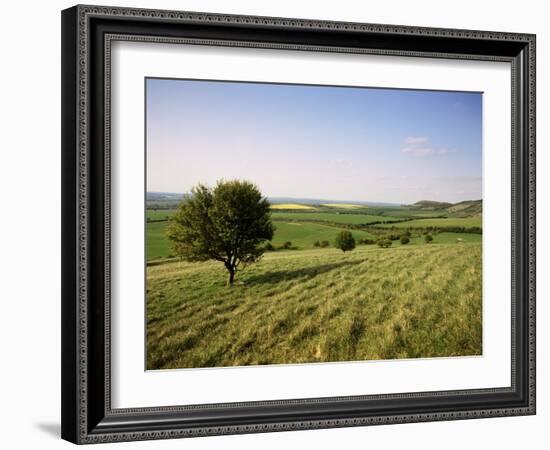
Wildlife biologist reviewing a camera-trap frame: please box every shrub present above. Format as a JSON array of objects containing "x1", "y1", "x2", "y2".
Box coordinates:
[
  {"x1": 281, "y1": 241, "x2": 292, "y2": 249},
  {"x1": 400, "y1": 236, "x2": 410, "y2": 245},
  {"x1": 313, "y1": 240, "x2": 321, "y2": 247},
  {"x1": 424, "y1": 234, "x2": 433, "y2": 243},
  {"x1": 358, "y1": 238, "x2": 375, "y2": 245},
  {"x1": 417, "y1": 226, "x2": 481, "y2": 234},
  {"x1": 264, "y1": 242, "x2": 275, "y2": 251},
  {"x1": 319, "y1": 240, "x2": 330, "y2": 248},
  {"x1": 334, "y1": 231, "x2": 356, "y2": 252},
  {"x1": 377, "y1": 238, "x2": 392, "y2": 248}
]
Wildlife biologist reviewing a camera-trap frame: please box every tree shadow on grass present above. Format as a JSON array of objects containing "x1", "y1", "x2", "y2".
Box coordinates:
[{"x1": 244, "y1": 259, "x2": 364, "y2": 285}]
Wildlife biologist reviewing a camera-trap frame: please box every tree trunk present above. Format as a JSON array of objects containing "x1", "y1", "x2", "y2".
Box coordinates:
[{"x1": 228, "y1": 268, "x2": 235, "y2": 285}]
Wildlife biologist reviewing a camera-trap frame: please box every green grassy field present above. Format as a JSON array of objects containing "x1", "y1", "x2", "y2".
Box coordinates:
[
  {"x1": 147, "y1": 221, "x2": 172, "y2": 260},
  {"x1": 147, "y1": 209, "x2": 176, "y2": 221},
  {"x1": 272, "y1": 212, "x2": 401, "y2": 225},
  {"x1": 419, "y1": 232, "x2": 481, "y2": 244},
  {"x1": 147, "y1": 243, "x2": 482, "y2": 369},
  {"x1": 147, "y1": 220, "x2": 376, "y2": 259},
  {"x1": 370, "y1": 209, "x2": 448, "y2": 218},
  {"x1": 377, "y1": 217, "x2": 482, "y2": 228},
  {"x1": 270, "y1": 222, "x2": 374, "y2": 248}
]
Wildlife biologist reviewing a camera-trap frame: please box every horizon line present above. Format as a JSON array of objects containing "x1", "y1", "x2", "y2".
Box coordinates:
[{"x1": 146, "y1": 191, "x2": 482, "y2": 206}]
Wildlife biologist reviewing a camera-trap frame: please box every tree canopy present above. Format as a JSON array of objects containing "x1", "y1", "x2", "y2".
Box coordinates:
[
  {"x1": 334, "y1": 230, "x2": 356, "y2": 252},
  {"x1": 167, "y1": 180, "x2": 274, "y2": 284}
]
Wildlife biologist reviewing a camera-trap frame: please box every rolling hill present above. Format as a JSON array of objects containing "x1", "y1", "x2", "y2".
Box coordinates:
[
  {"x1": 409, "y1": 200, "x2": 453, "y2": 210},
  {"x1": 446, "y1": 200, "x2": 483, "y2": 217},
  {"x1": 406, "y1": 199, "x2": 482, "y2": 218}
]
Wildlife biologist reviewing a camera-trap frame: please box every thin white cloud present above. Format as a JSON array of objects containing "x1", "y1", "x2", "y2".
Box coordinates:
[
  {"x1": 435, "y1": 148, "x2": 456, "y2": 155},
  {"x1": 404, "y1": 136, "x2": 429, "y2": 145},
  {"x1": 402, "y1": 146, "x2": 435, "y2": 156},
  {"x1": 401, "y1": 137, "x2": 457, "y2": 157}
]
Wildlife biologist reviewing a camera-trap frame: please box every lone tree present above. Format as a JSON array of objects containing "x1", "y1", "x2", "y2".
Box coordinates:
[
  {"x1": 334, "y1": 231, "x2": 356, "y2": 252},
  {"x1": 167, "y1": 180, "x2": 274, "y2": 285}
]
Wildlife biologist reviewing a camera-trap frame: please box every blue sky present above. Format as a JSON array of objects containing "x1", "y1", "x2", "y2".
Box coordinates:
[{"x1": 146, "y1": 78, "x2": 482, "y2": 204}]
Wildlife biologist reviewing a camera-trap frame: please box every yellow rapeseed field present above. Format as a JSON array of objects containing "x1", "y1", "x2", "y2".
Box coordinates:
[{"x1": 270, "y1": 204, "x2": 317, "y2": 210}]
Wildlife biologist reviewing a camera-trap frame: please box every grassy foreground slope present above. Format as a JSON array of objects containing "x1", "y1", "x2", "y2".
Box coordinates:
[{"x1": 147, "y1": 243, "x2": 482, "y2": 369}]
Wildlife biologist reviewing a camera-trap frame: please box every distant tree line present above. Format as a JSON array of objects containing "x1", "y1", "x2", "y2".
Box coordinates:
[
  {"x1": 264, "y1": 241, "x2": 295, "y2": 251},
  {"x1": 370, "y1": 224, "x2": 481, "y2": 234},
  {"x1": 147, "y1": 217, "x2": 172, "y2": 223},
  {"x1": 313, "y1": 240, "x2": 331, "y2": 248}
]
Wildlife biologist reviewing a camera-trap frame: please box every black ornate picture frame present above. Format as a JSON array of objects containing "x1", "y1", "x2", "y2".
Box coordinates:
[{"x1": 61, "y1": 4, "x2": 536, "y2": 444}]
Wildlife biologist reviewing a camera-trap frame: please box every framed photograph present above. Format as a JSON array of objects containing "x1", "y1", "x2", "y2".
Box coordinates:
[{"x1": 61, "y1": 5, "x2": 536, "y2": 444}]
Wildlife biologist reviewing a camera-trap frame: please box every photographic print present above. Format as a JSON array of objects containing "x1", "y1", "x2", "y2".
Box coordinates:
[
  {"x1": 145, "y1": 78, "x2": 483, "y2": 370},
  {"x1": 61, "y1": 8, "x2": 536, "y2": 441}
]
